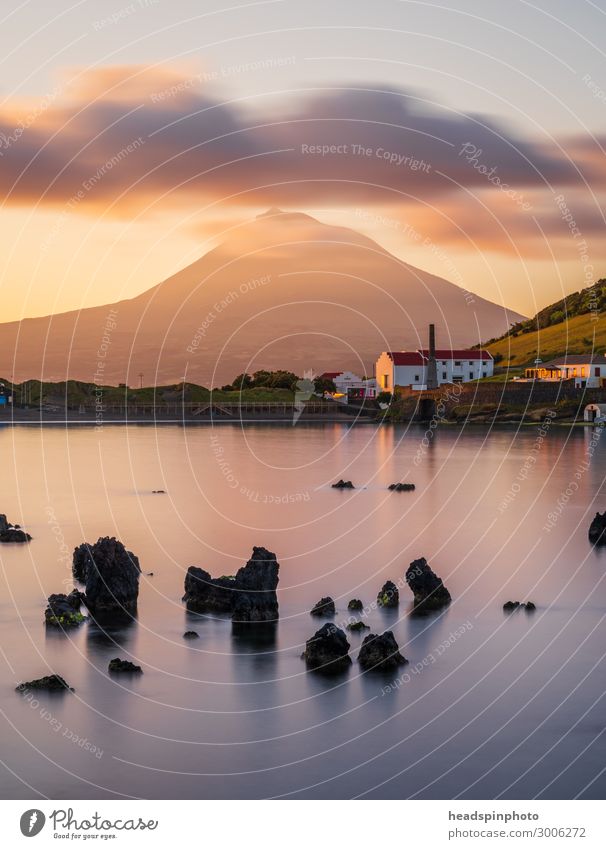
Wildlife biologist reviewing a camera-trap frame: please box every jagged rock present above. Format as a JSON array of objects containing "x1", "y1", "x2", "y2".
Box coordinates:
[
  {"x1": 16, "y1": 674, "x2": 73, "y2": 692},
  {"x1": 44, "y1": 590, "x2": 86, "y2": 628},
  {"x1": 406, "y1": 557, "x2": 451, "y2": 612},
  {"x1": 152, "y1": 490, "x2": 166, "y2": 494},
  {"x1": 503, "y1": 600, "x2": 520, "y2": 611},
  {"x1": 302, "y1": 623, "x2": 352, "y2": 673},
  {"x1": 347, "y1": 599, "x2": 363, "y2": 611},
  {"x1": 0, "y1": 514, "x2": 31, "y2": 542},
  {"x1": 183, "y1": 547, "x2": 279, "y2": 623},
  {"x1": 332, "y1": 479, "x2": 354, "y2": 489},
  {"x1": 377, "y1": 580, "x2": 399, "y2": 608},
  {"x1": 310, "y1": 597, "x2": 335, "y2": 617},
  {"x1": 589, "y1": 511, "x2": 606, "y2": 544},
  {"x1": 525, "y1": 601, "x2": 536, "y2": 611},
  {"x1": 358, "y1": 631, "x2": 407, "y2": 671},
  {"x1": 108, "y1": 658, "x2": 142, "y2": 674},
  {"x1": 82, "y1": 537, "x2": 140, "y2": 620},
  {"x1": 183, "y1": 630, "x2": 199, "y2": 639},
  {"x1": 347, "y1": 620, "x2": 370, "y2": 632},
  {"x1": 388, "y1": 483, "x2": 415, "y2": 491},
  {"x1": 72, "y1": 543, "x2": 92, "y2": 582}
]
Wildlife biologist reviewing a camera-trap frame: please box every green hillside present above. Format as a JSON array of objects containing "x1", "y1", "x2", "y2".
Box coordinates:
[{"x1": 485, "y1": 279, "x2": 606, "y2": 368}]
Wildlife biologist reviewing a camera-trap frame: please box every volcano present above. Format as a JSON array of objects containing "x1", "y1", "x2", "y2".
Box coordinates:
[{"x1": 0, "y1": 210, "x2": 524, "y2": 385}]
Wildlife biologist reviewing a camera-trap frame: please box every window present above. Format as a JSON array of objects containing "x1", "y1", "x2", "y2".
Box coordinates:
[
  {"x1": 454, "y1": 360, "x2": 461, "y2": 366},
  {"x1": 482, "y1": 371, "x2": 487, "y2": 378},
  {"x1": 382, "y1": 374, "x2": 389, "y2": 389},
  {"x1": 596, "y1": 367, "x2": 601, "y2": 377},
  {"x1": 442, "y1": 371, "x2": 447, "y2": 380},
  {"x1": 469, "y1": 372, "x2": 474, "y2": 380},
  {"x1": 414, "y1": 374, "x2": 420, "y2": 382}
]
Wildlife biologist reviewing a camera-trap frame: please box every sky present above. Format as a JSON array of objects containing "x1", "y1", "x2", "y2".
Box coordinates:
[{"x1": 0, "y1": 0, "x2": 604, "y2": 322}]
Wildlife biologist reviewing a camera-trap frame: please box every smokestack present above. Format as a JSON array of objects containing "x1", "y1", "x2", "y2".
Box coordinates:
[{"x1": 426, "y1": 323, "x2": 438, "y2": 390}]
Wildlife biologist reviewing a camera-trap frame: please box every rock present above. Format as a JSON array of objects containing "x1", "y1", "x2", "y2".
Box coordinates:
[
  {"x1": 310, "y1": 596, "x2": 335, "y2": 617},
  {"x1": 588, "y1": 511, "x2": 606, "y2": 544},
  {"x1": 83, "y1": 537, "x2": 140, "y2": 621},
  {"x1": 72, "y1": 543, "x2": 92, "y2": 582},
  {"x1": 377, "y1": 580, "x2": 399, "y2": 608},
  {"x1": 406, "y1": 557, "x2": 451, "y2": 612},
  {"x1": 331, "y1": 479, "x2": 354, "y2": 489},
  {"x1": 525, "y1": 601, "x2": 536, "y2": 611},
  {"x1": 503, "y1": 600, "x2": 520, "y2": 611},
  {"x1": 388, "y1": 483, "x2": 415, "y2": 491},
  {"x1": 44, "y1": 590, "x2": 86, "y2": 628},
  {"x1": 183, "y1": 547, "x2": 279, "y2": 623},
  {"x1": 16, "y1": 674, "x2": 73, "y2": 692},
  {"x1": 347, "y1": 599, "x2": 363, "y2": 611},
  {"x1": 152, "y1": 490, "x2": 166, "y2": 494},
  {"x1": 358, "y1": 631, "x2": 408, "y2": 671},
  {"x1": 346, "y1": 620, "x2": 370, "y2": 632},
  {"x1": 0, "y1": 514, "x2": 31, "y2": 543},
  {"x1": 302, "y1": 623, "x2": 352, "y2": 673},
  {"x1": 108, "y1": 658, "x2": 142, "y2": 674},
  {"x1": 183, "y1": 630, "x2": 199, "y2": 639}
]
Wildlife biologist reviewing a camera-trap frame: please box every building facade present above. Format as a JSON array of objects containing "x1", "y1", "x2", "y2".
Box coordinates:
[
  {"x1": 375, "y1": 349, "x2": 494, "y2": 392},
  {"x1": 320, "y1": 371, "x2": 379, "y2": 401},
  {"x1": 523, "y1": 356, "x2": 606, "y2": 388}
]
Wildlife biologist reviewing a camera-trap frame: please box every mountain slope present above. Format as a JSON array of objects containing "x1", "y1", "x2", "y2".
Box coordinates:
[
  {"x1": 0, "y1": 210, "x2": 525, "y2": 385},
  {"x1": 486, "y1": 280, "x2": 606, "y2": 366}
]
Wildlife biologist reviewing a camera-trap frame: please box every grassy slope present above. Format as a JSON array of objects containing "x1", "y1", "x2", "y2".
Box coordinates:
[{"x1": 488, "y1": 311, "x2": 606, "y2": 368}]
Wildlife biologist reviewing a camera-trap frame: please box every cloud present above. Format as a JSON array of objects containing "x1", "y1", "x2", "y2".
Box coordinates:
[{"x1": 0, "y1": 63, "x2": 604, "y2": 241}]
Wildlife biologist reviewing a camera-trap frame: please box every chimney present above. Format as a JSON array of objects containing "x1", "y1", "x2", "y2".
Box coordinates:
[{"x1": 426, "y1": 323, "x2": 438, "y2": 390}]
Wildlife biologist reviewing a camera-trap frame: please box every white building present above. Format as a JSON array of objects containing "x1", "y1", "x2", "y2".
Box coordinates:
[
  {"x1": 320, "y1": 371, "x2": 379, "y2": 401},
  {"x1": 375, "y1": 349, "x2": 494, "y2": 392},
  {"x1": 523, "y1": 356, "x2": 606, "y2": 388}
]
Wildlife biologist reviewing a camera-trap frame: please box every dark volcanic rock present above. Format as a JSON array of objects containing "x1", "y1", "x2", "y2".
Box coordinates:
[
  {"x1": 525, "y1": 601, "x2": 536, "y2": 611},
  {"x1": 72, "y1": 543, "x2": 93, "y2": 583},
  {"x1": 503, "y1": 600, "x2": 520, "y2": 611},
  {"x1": 388, "y1": 482, "x2": 415, "y2": 491},
  {"x1": 589, "y1": 511, "x2": 606, "y2": 544},
  {"x1": 303, "y1": 623, "x2": 352, "y2": 673},
  {"x1": 108, "y1": 658, "x2": 142, "y2": 674},
  {"x1": 310, "y1": 596, "x2": 336, "y2": 617},
  {"x1": 82, "y1": 537, "x2": 140, "y2": 621},
  {"x1": 377, "y1": 580, "x2": 399, "y2": 608},
  {"x1": 358, "y1": 631, "x2": 408, "y2": 671},
  {"x1": 183, "y1": 547, "x2": 279, "y2": 623},
  {"x1": 347, "y1": 598, "x2": 363, "y2": 611},
  {"x1": 16, "y1": 674, "x2": 73, "y2": 692},
  {"x1": 347, "y1": 620, "x2": 370, "y2": 632},
  {"x1": 332, "y1": 479, "x2": 354, "y2": 489},
  {"x1": 45, "y1": 590, "x2": 86, "y2": 628},
  {"x1": 406, "y1": 557, "x2": 451, "y2": 612},
  {"x1": 0, "y1": 514, "x2": 31, "y2": 543},
  {"x1": 183, "y1": 630, "x2": 199, "y2": 639}
]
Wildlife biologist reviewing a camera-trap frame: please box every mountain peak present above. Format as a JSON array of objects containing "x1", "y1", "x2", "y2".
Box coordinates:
[{"x1": 255, "y1": 208, "x2": 317, "y2": 223}]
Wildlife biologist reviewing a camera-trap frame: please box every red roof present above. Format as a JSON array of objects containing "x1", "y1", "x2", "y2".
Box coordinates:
[
  {"x1": 320, "y1": 371, "x2": 342, "y2": 379},
  {"x1": 418, "y1": 349, "x2": 493, "y2": 360},
  {"x1": 388, "y1": 352, "x2": 425, "y2": 366}
]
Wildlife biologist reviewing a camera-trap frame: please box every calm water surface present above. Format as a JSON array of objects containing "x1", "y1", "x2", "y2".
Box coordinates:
[{"x1": 1, "y1": 422, "x2": 605, "y2": 799}]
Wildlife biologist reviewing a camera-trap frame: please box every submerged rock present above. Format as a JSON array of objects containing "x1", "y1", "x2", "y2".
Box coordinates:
[
  {"x1": 310, "y1": 597, "x2": 336, "y2": 617},
  {"x1": 302, "y1": 623, "x2": 352, "y2": 673},
  {"x1": 82, "y1": 537, "x2": 140, "y2": 621},
  {"x1": 377, "y1": 580, "x2": 399, "y2": 608},
  {"x1": 183, "y1": 630, "x2": 199, "y2": 639},
  {"x1": 108, "y1": 658, "x2": 142, "y2": 674},
  {"x1": 16, "y1": 674, "x2": 73, "y2": 692},
  {"x1": 503, "y1": 600, "x2": 536, "y2": 612},
  {"x1": 388, "y1": 482, "x2": 415, "y2": 491},
  {"x1": 347, "y1": 598, "x2": 363, "y2": 611},
  {"x1": 588, "y1": 511, "x2": 606, "y2": 544},
  {"x1": 525, "y1": 601, "x2": 536, "y2": 611},
  {"x1": 331, "y1": 479, "x2": 354, "y2": 489},
  {"x1": 183, "y1": 546, "x2": 279, "y2": 623},
  {"x1": 72, "y1": 543, "x2": 93, "y2": 582},
  {"x1": 347, "y1": 620, "x2": 370, "y2": 633},
  {"x1": 45, "y1": 590, "x2": 86, "y2": 628},
  {"x1": 0, "y1": 514, "x2": 31, "y2": 543},
  {"x1": 358, "y1": 631, "x2": 408, "y2": 671},
  {"x1": 503, "y1": 600, "x2": 520, "y2": 611},
  {"x1": 406, "y1": 557, "x2": 451, "y2": 612}
]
